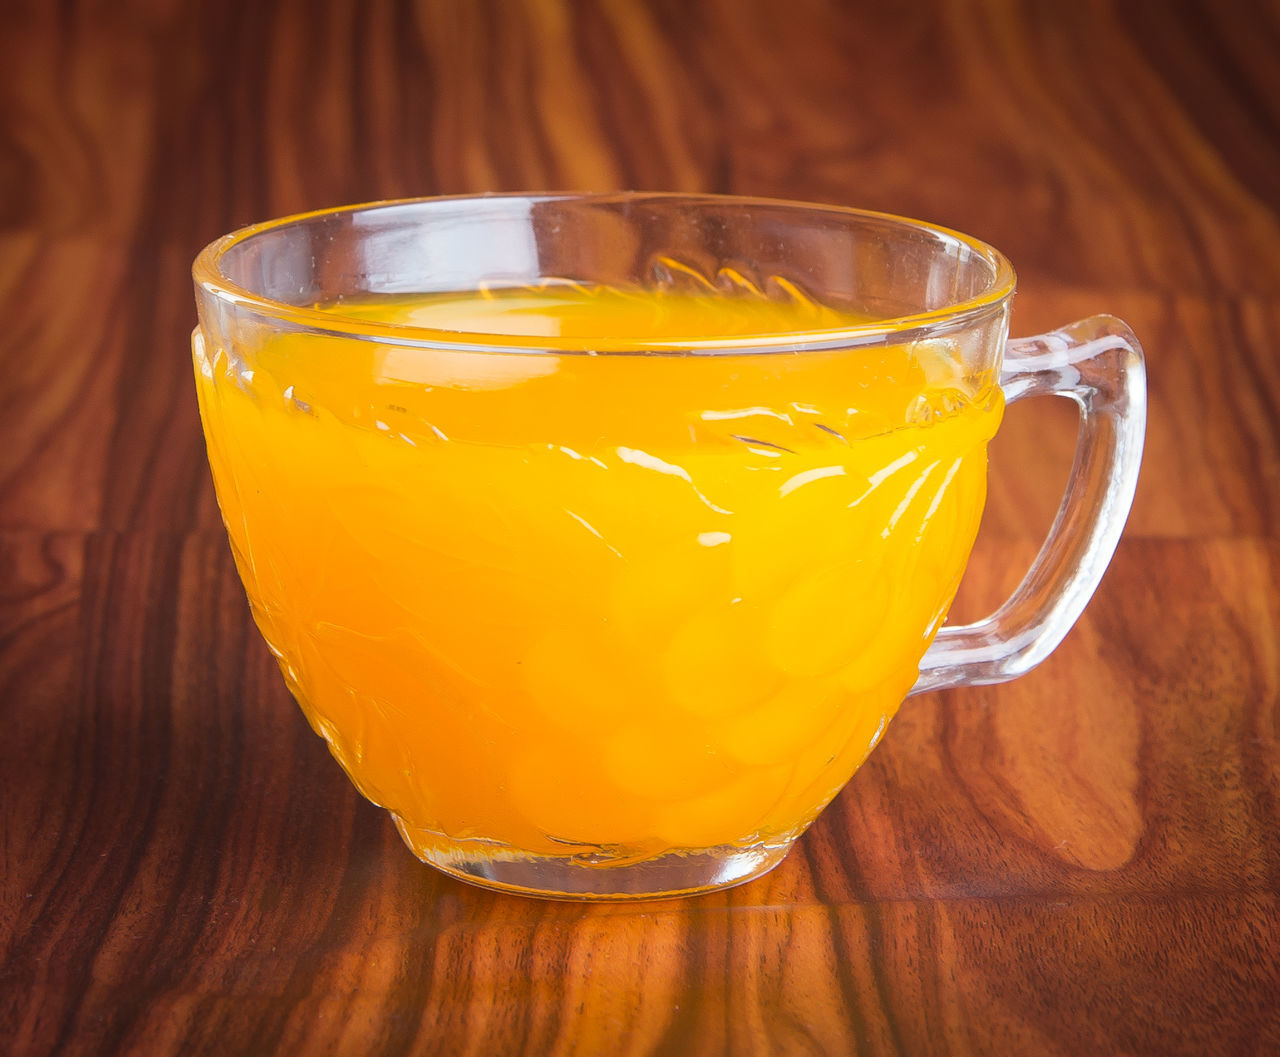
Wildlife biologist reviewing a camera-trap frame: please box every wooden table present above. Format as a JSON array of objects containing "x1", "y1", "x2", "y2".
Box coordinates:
[{"x1": 4, "y1": 1, "x2": 1278, "y2": 1053}]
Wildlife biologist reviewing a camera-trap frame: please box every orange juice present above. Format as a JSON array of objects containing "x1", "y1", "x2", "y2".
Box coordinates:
[{"x1": 193, "y1": 283, "x2": 1002, "y2": 862}]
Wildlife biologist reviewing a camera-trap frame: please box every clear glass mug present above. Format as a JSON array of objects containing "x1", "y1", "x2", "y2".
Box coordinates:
[{"x1": 191, "y1": 193, "x2": 1145, "y2": 900}]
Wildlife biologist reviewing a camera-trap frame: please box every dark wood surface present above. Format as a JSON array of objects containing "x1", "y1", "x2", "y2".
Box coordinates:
[{"x1": 3, "y1": 1, "x2": 1279, "y2": 1054}]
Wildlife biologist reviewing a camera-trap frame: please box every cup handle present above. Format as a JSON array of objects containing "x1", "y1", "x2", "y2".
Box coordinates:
[{"x1": 910, "y1": 315, "x2": 1147, "y2": 695}]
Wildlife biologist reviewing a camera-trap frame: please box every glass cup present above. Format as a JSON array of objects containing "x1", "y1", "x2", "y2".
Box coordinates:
[{"x1": 191, "y1": 193, "x2": 1145, "y2": 900}]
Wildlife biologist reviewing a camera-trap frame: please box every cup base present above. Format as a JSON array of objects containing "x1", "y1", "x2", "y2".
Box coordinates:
[{"x1": 393, "y1": 816, "x2": 795, "y2": 900}]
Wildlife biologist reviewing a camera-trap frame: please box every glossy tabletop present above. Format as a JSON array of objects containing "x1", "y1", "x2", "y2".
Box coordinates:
[{"x1": 2, "y1": 1, "x2": 1278, "y2": 1054}]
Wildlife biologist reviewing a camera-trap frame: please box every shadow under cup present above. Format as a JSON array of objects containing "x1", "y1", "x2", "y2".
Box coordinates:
[{"x1": 192, "y1": 194, "x2": 1143, "y2": 899}]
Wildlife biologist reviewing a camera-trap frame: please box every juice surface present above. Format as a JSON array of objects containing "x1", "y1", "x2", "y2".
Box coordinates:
[{"x1": 194, "y1": 283, "x2": 1003, "y2": 861}]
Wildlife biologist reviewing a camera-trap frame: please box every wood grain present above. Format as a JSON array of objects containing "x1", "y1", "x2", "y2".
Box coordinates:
[{"x1": 2, "y1": 1, "x2": 1279, "y2": 1054}]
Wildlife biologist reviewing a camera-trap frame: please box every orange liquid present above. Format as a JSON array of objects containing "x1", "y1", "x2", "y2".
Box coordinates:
[{"x1": 194, "y1": 284, "x2": 1002, "y2": 861}]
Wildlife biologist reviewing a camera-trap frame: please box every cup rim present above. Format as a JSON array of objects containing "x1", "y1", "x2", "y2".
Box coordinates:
[{"x1": 192, "y1": 191, "x2": 1017, "y2": 354}]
